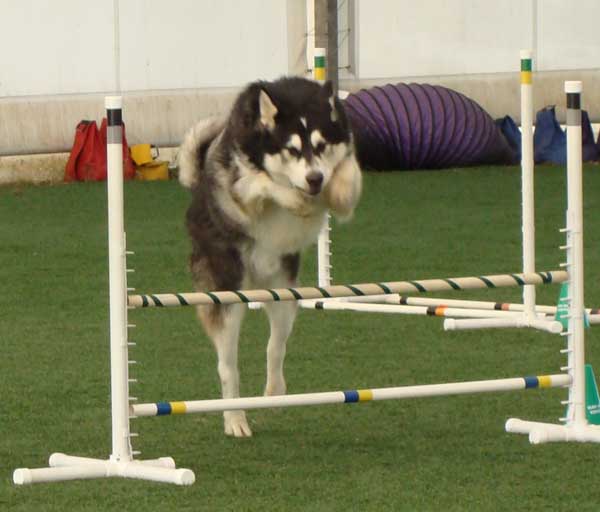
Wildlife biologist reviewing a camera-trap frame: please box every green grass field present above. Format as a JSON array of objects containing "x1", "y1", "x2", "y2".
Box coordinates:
[{"x1": 2, "y1": 165, "x2": 600, "y2": 511}]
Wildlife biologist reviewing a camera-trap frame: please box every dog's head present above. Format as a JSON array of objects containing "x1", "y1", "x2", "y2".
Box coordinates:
[{"x1": 229, "y1": 77, "x2": 352, "y2": 196}]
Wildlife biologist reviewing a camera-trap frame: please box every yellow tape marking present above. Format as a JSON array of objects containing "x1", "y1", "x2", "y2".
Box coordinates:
[
  {"x1": 170, "y1": 402, "x2": 187, "y2": 414},
  {"x1": 358, "y1": 389, "x2": 373, "y2": 402},
  {"x1": 537, "y1": 375, "x2": 552, "y2": 388}
]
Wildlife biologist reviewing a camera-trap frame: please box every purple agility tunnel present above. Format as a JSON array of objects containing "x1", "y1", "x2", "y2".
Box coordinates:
[{"x1": 343, "y1": 83, "x2": 516, "y2": 171}]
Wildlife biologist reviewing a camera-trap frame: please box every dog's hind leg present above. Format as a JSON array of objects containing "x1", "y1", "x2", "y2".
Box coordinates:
[
  {"x1": 262, "y1": 300, "x2": 298, "y2": 397},
  {"x1": 198, "y1": 303, "x2": 252, "y2": 437}
]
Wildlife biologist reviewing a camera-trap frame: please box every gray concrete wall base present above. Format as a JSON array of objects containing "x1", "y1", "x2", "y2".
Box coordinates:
[
  {"x1": 2, "y1": 69, "x2": 599, "y2": 184},
  {"x1": 0, "y1": 88, "x2": 238, "y2": 157},
  {"x1": 0, "y1": 147, "x2": 179, "y2": 185}
]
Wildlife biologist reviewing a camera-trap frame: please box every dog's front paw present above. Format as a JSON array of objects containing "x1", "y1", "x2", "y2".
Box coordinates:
[
  {"x1": 233, "y1": 174, "x2": 266, "y2": 203},
  {"x1": 284, "y1": 189, "x2": 318, "y2": 217},
  {"x1": 224, "y1": 410, "x2": 253, "y2": 437}
]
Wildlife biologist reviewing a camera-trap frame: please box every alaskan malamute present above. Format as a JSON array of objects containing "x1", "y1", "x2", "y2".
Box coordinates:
[{"x1": 178, "y1": 77, "x2": 362, "y2": 437}]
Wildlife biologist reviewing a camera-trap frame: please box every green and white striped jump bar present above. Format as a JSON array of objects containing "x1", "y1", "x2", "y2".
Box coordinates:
[{"x1": 128, "y1": 270, "x2": 567, "y2": 309}]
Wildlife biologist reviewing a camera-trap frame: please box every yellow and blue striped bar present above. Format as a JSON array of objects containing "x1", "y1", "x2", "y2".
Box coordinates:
[
  {"x1": 343, "y1": 389, "x2": 374, "y2": 403},
  {"x1": 524, "y1": 375, "x2": 554, "y2": 389},
  {"x1": 156, "y1": 401, "x2": 188, "y2": 416},
  {"x1": 136, "y1": 374, "x2": 569, "y2": 417}
]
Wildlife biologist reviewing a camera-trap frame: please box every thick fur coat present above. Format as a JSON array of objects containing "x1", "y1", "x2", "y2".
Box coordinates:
[{"x1": 178, "y1": 77, "x2": 362, "y2": 436}]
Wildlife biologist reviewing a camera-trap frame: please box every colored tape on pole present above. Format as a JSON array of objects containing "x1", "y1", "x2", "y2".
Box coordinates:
[
  {"x1": 523, "y1": 375, "x2": 554, "y2": 389},
  {"x1": 155, "y1": 401, "x2": 187, "y2": 415},
  {"x1": 344, "y1": 389, "x2": 373, "y2": 403},
  {"x1": 521, "y1": 58, "x2": 532, "y2": 84},
  {"x1": 314, "y1": 52, "x2": 326, "y2": 82}
]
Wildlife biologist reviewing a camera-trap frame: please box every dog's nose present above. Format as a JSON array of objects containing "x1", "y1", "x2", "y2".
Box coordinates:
[{"x1": 306, "y1": 172, "x2": 323, "y2": 195}]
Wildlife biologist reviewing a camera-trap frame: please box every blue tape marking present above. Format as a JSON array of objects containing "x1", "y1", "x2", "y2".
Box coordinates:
[
  {"x1": 156, "y1": 402, "x2": 172, "y2": 415},
  {"x1": 344, "y1": 390, "x2": 359, "y2": 403},
  {"x1": 524, "y1": 376, "x2": 539, "y2": 389}
]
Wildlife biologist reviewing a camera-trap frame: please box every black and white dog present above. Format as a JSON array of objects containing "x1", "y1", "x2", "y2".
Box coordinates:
[{"x1": 178, "y1": 77, "x2": 362, "y2": 437}]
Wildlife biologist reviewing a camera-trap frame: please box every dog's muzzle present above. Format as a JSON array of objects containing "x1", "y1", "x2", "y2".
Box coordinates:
[{"x1": 306, "y1": 171, "x2": 324, "y2": 195}]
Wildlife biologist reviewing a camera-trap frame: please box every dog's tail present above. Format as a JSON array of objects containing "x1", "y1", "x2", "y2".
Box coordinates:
[{"x1": 178, "y1": 116, "x2": 225, "y2": 188}]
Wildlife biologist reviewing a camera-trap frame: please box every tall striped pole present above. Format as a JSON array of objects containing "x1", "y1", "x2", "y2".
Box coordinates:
[{"x1": 520, "y1": 50, "x2": 536, "y2": 320}]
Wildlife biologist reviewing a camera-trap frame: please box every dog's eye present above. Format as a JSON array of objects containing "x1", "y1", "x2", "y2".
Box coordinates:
[
  {"x1": 287, "y1": 147, "x2": 302, "y2": 158},
  {"x1": 314, "y1": 142, "x2": 326, "y2": 154}
]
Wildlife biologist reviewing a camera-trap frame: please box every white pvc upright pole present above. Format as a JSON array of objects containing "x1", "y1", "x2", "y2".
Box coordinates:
[
  {"x1": 520, "y1": 50, "x2": 536, "y2": 320},
  {"x1": 505, "y1": 81, "x2": 600, "y2": 444},
  {"x1": 13, "y1": 97, "x2": 194, "y2": 485},
  {"x1": 105, "y1": 96, "x2": 133, "y2": 463},
  {"x1": 564, "y1": 81, "x2": 587, "y2": 427},
  {"x1": 314, "y1": 47, "x2": 332, "y2": 287}
]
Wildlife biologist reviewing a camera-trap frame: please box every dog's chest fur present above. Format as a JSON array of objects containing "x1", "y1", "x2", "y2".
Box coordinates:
[{"x1": 244, "y1": 202, "x2": 326, "y2": 282}]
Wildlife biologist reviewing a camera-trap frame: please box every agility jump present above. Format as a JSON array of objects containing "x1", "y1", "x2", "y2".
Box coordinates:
[
  {"x1": 310, "y1": 50, "x2": 596, "y2": 331},
  {"x1": 14, "y1": 55, "x2": 600, "y2": 487}
]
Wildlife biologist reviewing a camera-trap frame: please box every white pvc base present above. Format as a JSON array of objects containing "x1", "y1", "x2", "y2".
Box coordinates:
[
  {"x1": 444, "y1": 316, "x2": 563, "y2": 333},
  {"x1": 505, "y1": 419, "x2": 600, "y2": 444},
  {"x1": 13, "y1": 453, "x2": 195, "y2": 486}
]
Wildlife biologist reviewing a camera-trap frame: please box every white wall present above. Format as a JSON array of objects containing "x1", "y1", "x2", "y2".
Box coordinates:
[
  {"x1": 0, "y1": 0, "x2": 289, "y2": 97},
  {"x1": 118, "y1": 0, "x2": 288, "y2": 91},
  {"x1": 3, "y1": 0, "x2": 599, "y2": 97},
  {"x1": 0, "y1": 1, "x2": 115, "y2": 96},
  {"x1": 354, "y1": 0, "x2": 600, "y2": 79},
  {"x1": 536, "y1": 0, "x2": 600, "y2": 71}
]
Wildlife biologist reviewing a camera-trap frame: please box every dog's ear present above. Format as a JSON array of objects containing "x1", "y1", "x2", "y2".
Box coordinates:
[
  {"x1": 321, "y1": 81, "x2": 338, "y2": 122},
  {"x1": 258, "y1": 89, "x2": 278, "y2": 130}
]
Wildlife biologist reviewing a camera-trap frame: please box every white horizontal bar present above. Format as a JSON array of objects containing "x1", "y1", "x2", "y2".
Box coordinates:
[
  {"x1": 444, "y1": 317, "x2": 563, "y2": 333},
  {"x1": 301, "y1": 300, "x2": 527, "y2": 319},
  {"x1": 131, "y1": 374, "x2": 570, "y2": 417},
  {"x1": 336, "y1": 296, "x2": 600, "y2": 320}
]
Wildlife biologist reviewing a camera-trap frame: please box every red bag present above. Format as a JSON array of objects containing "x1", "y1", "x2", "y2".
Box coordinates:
[
  {"x1": 64, "y1": 120, "x2": 105, "y2": 181},
  {"x1": 64, "y1": 119, "x2": 135, "y2": 181}
]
